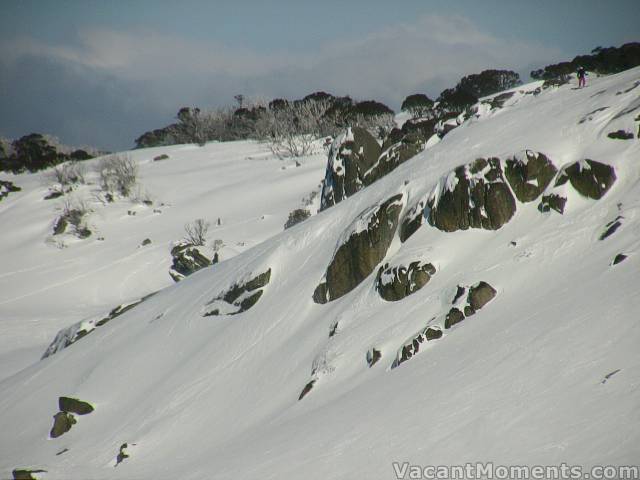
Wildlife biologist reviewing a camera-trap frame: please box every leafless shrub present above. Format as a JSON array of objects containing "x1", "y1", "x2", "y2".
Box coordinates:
[
  {"x1": 96, "y1": 154, "x2": 138, "y2": 197},
  {"x1": 184, "y1": 218, "x2": 210, "y2": 246},
  {"x1": 51, "y1": 161, "x2": 87, "y2": 186},
  {"x1": 255, "y1": 99, "x2": 333, "y2": 158}
]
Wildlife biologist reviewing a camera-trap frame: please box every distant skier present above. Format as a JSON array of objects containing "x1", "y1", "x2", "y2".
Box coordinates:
[{"x1": 577, "y1": 66, "x2": 587, "y2": 88}]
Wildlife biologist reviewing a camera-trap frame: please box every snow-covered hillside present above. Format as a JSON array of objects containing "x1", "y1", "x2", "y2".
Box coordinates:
[
  {"x1": 1, "y1": 68, "x2": 639, "y2": 480},
  {"x1": 0, "y1": 142, "x2": 326, "y2": 379}
]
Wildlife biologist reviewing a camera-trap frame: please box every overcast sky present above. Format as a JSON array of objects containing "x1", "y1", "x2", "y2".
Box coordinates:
[{"x1": 1, "y1": 0, "x2": 638, "y2": 151}]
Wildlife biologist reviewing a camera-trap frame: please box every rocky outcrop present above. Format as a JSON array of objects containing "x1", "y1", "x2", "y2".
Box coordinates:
[
  {"x1": 555, "y1": 159, "x2": 616, "y2": 200},
  {"x1": 366, "y1": 348, "x2": 381, "y2": 367},
  {"x1": 504, "y1": 151, "x2": 557, "y2": 203},
  {"x1": 392, "y1": 325, "x2": 442, "y2": 368},
  {"x1": 50, "y1": 396, "x2": 94, "y2": 438},
  {"x1": 538, "y1": 194, "x2": 567, "y2": 214},
  {"x1": 363, "y1": 132, "x2": 426, "y2": 186},
  {"x1": 320, "y1": 127, "x2": 381, "y2": 211},
  {"x1": 375, "y1": 261, "x2": 436, "y2": 301},
  {"x1": 600, "y1": 217, "x2": 623, "y2": 240},
  {"x1": 203, "y1": 269, "x2": 271, "y2": 316},
  {"x1": 607, "y1": 130, "x2": 634, "y2": 140},
  {"x1": 50, "y1": 412, "x2": 76, "y2": 438},
  {"x1": 12, "y1": 469, "x2": 47, "y2": 480},
  {"x1": 42, "y1": 295, "x2": 154, "y2": 358},
  {"x1": 0, "y1": 179, "x2": 21, "y2": 201},
  {"x1": 445, "y1": 281, "x2": 497, "y2": 329},
  {"x1": 59, "y1": 397, "x2": 94, "y2": 415},
  {"x1": 612, "y1": 253, "x2": 627, "y2": 265},
  {"x1": 428, "y1": 158, "x2": 516, "y2": 232},
  {"x1": 313, "y1": 194, "x2": 404, "y2": 304},
  {"x1": 298, "y1": 380, "x2": 315, "y2": 400},
  {"x1": 169, "y1": 243, "x2": 217, "y2": 282}
]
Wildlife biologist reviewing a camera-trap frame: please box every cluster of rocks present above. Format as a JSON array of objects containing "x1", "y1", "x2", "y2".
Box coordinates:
[
  {"x1": 50, "y1": 397, "x2": 94, "y2": 438},
  {"x1": 203, "y1": 269, "x2": 271, "y2": 316},
  {"x1": 375, "y1": 261, "x2": 436, "y2": 302},
  {"x1": 390, "y1": 281, "x2": 497, "y2": 369},
  {"x1": 169, "y1": 242, "x2": 218, "y2": 282}
]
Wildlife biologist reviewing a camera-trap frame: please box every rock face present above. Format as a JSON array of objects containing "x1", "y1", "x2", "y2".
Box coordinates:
[
  {"x1": 169, "y1": 243, "x2": 216, "y2": 282},
  {"x1": 320, "y1": 127, "x2": 381, "y2": 211},
  {"x1": 50, "y1": 411, "x2": 76, "y2": 438},
  {"x1": 392, "y1": 326, "x2": 442, "y2": 368},
  {"x1": 363, "y1": 132, "x2": 426, "y2": 186},
  {"x1": 59, "y1": 397, "x2": 94, "y2": 415},
  {"x1": 428, "y1": 158, "x2": 516, "y2": 232},
  {"x1": 467, "y1": 282, "x2": 498, "y2": 311},
  {"x1": 313, "y1": 194, "x2": 404, "y2": 304},
  {"x1": 375, "y1": 261, "x2": 436, "y2": 301},
  {"x1": 504, "y1": 151, "x2": 557, "y2": 203},
  {"x1": 203, "y1": 269, "x2": 271, "y2": 316},
  {"x1": 556, "y1": 159, "x2": 616, "y2": 200}
]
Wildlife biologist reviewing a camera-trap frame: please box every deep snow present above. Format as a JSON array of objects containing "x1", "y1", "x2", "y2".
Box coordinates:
[{"x1": 1, "y1": 68, "x2": 639, "y2": 479}]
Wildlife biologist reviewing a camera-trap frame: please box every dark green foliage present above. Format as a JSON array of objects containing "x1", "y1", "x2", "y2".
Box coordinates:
[
  {"x1": 436, "y1": 88, "x2": 478, "y2": 114},
  {"x1": 1, "y1": 134, "x2": 64, "y2": 173},
  {"x1": 400, "y1": 93, "x2": 433, "y2": 117},
  {"x1": 457, "y1": 69, "x2": 521, "y2": 98},
  {"x1": 531, "y1": 42, "x2": 640, "y2": 79}
]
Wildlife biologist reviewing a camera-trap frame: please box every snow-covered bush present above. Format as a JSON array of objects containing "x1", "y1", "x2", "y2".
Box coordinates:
[
  {"x1": 51, "y1": 161, "x2": 87, "y2": 187},
  {"x1": 96, "y1": 154, "x2": 138, "y2": 197}
]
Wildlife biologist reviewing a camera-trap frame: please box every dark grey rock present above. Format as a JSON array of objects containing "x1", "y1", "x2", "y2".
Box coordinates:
[
  {"x1": 607, "y1": 130, "x2": 634, "y2": 140},
  {"x1": 600, "y1": 217, "x2": 623, "y2": 240},
  {"x1": 367, "y1": 348, "x2": 381, "y2": 367},
  {"x1": 320, "y1": 127, "x2": 381, "y2": 211},
  {"x1": 375, "y1": 261, "x2": 435, "y2": 301},
  {"x1": 203, "y1": 269, "x2": 271, "y2": 316},
  {"x1": 59, "y1": 397, "x2": 94, "y2": 415},
  {"x1": 298, "y1": 380, "x2": 315, "y2": 400},
  {"x1": 557, "y1": 159, "x2": 616, "y2": 200},
  {"x1": 50, "y1": 411, "x2": 76, "y2": 438},
  {"x1": 467, "y1": 281, "x2": 497, "y2": 311},
  {"x1": 428, "y1": 157, "x2": 516, "y2": 232},
  {"x1": 505, "y1": 151, "x2": 557, "y2": 203},
  {"x1": 612, "y1": 253, "x2": 627, "y2": 265},
  {"x1": 314, "y1": 194, "x2": 404, "y2": 303},
  {"x1": 169, "y1": 243, "x2": 213, "y2": 282},
  {"x1": 538, "y1": 194, "x2": 567, "y2": 214},
  {"x1": 444, "y1": 308, "x2": 465, "y2": 329}
]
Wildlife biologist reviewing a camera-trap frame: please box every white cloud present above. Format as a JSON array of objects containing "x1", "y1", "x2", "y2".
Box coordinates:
[{"x1": 0, "y1": 14, "x2": 564, "y2": 149}]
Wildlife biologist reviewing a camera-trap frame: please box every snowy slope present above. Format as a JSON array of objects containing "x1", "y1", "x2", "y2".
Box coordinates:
[
  {"x1": 1, "y1": 68, "x2": 639, "y2": 479},
  {"x1": 0, "y1": 142, "x2": 326, "y2": 379}
]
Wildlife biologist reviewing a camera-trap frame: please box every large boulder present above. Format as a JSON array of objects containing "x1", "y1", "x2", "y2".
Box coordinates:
[
  {"x1": 445, "y1": 281, "x2": 497, "y2": 328},
  {"x1": 59, "y1": 397, "x2": 94, "y2": 415},
  {"x1": 504, "y1": 151, "x2": 557, "y2": 202},
  {"x1": 375, "y1": 261, "x2": 436, "y2": 301},
  {"x1": 467, "y1": 281, "x2": 497, "y2": 312},
  {"x1": 320, "y1": 127, "x2": 381, "y2": 211},
  {"x1": 313, "y1": 194, "x2": 404, "y2": 303},
  {"x1": 50, "y1": 412, "x2": 76, "y2": 438},
  {"x1": 428, "y1": 157, "x2": 516, "y2": 232},
  {"x1": 555, "y1": 159, "x2": 616, "y2": 200}
]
